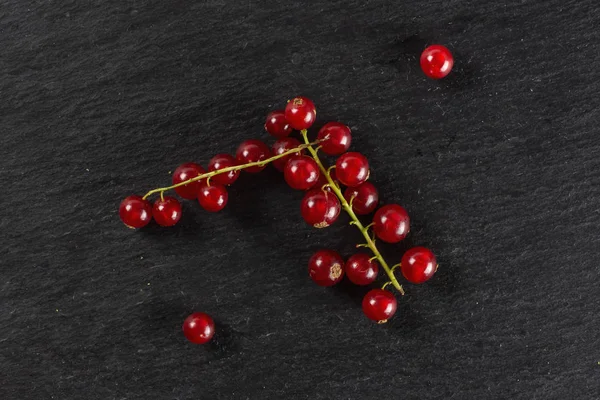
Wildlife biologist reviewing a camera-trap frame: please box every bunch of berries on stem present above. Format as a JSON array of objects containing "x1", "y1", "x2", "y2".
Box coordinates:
[{"x1": 120, "y1": 96, "x2": 438, "y2": 342}]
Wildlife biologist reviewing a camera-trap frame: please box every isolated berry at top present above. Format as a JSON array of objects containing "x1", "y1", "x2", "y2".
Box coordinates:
[
  {"x1": 208, "y1": 154, "x2": 240, "y2": 186},
  {"x1": 172, "y1": 163, "x2": 205, "y2": 200},
  {"x1": 284, "y1": 155, "x2": 320, "y2": 190},
  {"x1": 362, "y1": 289, "x2": 397, "y2": 322},
  {"x1": 236, "y1": 139, "x2": 272, "y2": 173},
  {"x1": 344, "y1": 182, "x2": 379, "y2": 215},
  {"x1": 336, "y1": 152, "x2": 370, "y2": 187},
  {"x1": 182, "y1": 312, "x2": 215, "y2": 344},
  {"x1": 265, "y1": 110, "x2": 293, "y2": 138},
  {"x1": 308, "y1": 250, "x2": 345, "y2": 286},
  {"x1": 272, "y1": 137, "x2": 304, "y2": 171},
  {"x1": 401, "y1": 247, "x2": 438, "y2": 284},
  {"x1": 317, "y1": 122, "x2": 352, "y2": 155},
  {"x1": 285, "y1": 97, "x2": 316, "y2": 130},
  {"x1": 120, "y1": 195, "x2": 152, "y2": 229},
  {"x1": 372, "y1": 204, "x2": 410, "y2": 243},
  {"x1": 420, "y1": 45, "x2": 454, "y2": 79},
  {"x1": 152, "y1": 196, "x2": 182, "y2": 227},
  {"x1": 300, "y1": 188, "x2": 341, "y2": 228}
]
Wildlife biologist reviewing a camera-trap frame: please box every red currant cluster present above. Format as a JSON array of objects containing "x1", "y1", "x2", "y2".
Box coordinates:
[{"x1": 120, "y1": 95, "x2": 439, "y2": 344}]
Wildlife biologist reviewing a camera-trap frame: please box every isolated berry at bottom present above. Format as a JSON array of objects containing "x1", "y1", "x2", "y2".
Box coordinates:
[
  {"x1": 372, "y1": 204, "x2": 410, "y2": 243},
  {"x1": 336, "y1": 152, "x2": 370, "y2": 187},
  {"x1": 265, "y1": 110, "x2": 292, "y2": 138},
  {"x1": 198, "y1": 183, "x2": 228, "y2": 212},
  {"x1": 172, "y1": 163, "x2": 205, "y2": 200},
  {"x1": 285, "y1": 96, "x2": 316, "y2": 130},
  {"x1": 300, "y1": 188, "x2": 341, "y2": 228},
  {"x1": 362, "y1": 289, "x2": 397, "y2": 322},
  {"x1": 344, "y1": 182, "x2": 379, "y2": 215},
  {"x1": 236, "y1": 139, "x2": 272, "y2": 173},
  {"x1": 401, "y1": 247, "x2": 438, "y2": 284},
  {"x1": 284, "y1": 155, "x2": 320, "y2": 190},
  {"x1": 119, "y1": 195, "x2": 152, "y2": 229},
  {"x1": 272, "y1": 137, "x2": 303, "y2": 171},
  {"x1": 308, "y1": 250, "x2": 345, "y2": 286},
  {"x1": 208, "y1": 154, "x2": 240, "y2": 186},
  {"x1": 152, "y1": 196, "x2": 182, "y2": 227},
  {"x1": 182, "y1": 312, "x2": 215, "y2": 344},
  {"x1": 345, "y1": 253, "x2": 379, "y2": 285},
  {"x1": 317, "y1": 122, "x2": 352, "y2": 155}
]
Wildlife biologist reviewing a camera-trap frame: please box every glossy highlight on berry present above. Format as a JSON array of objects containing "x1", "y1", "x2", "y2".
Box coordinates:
[
  {"x1": 344, "y1": 182, "x2": 379, "y2": 215},
  {"x1": 317, "y1": 122, "x2": 352, "y2": 155},
  {"x1": 373, "y1": 204, "x2": 410, "y2": 243},
  {"x1": 401, "y1": 247, "x2": 438, "y2": 284},
  {"x1": 284, "y1": 155, "x2": 320, "y2": 190},
  {"x1": 152, "y1": 196, "x2": 182, "y2": 227},
  {"x1": 236, "y1": 139, "x2": 272, "y2": 173},
  {"x1": 285, "y1": 96, "x2": 316, "y2": 130},
  {"x1": 362, "y1": 289, "x2": 397, "y2": 322},
  {"x1": 420, "y1": 44, "x2": 454, "y2": 79},
  {"x1": 120, "y1": 195, "x2": 152, "y2": 229},
  {"x1": 300, "y1": 188, "x2": 341, "y2": 228},
  {"x1": 336, "y1": 152, "x2": 370, "y2": 187},
  {"x1": 208, "y1": 154, "x2": 240, "y2": 185},
  {"x1": 182, "y1": 312, "x2": 215, "y2": 344},
  {"x1": 198, "y1": 183, "x2": 228, "y2": 212}
]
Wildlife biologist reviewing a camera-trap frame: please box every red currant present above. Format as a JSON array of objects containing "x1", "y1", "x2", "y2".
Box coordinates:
[
  {"x1": 284, "y1": 155, "x2": 320, "y2": 190},
  {"x1": 236, "y1": 139, "x2": 272, "y2": 173},
  {"x1": 345, "y1": 253, "x2": 379, "y2": 285},
  {"x1": 172, "y1": 163, "x2": 205, "y2": 200},
  {"x1": 208, "y1": 154, "x2": 239, "y2": 185},
  {"x1": 300, "y1": 188, "x2": 341, "y2": 228},
  {"x1": 344, "y1": 182, "x2": 379, "y2": 215},
  {"x1": 284, "y1": 96, "x2": 316, "y2": 130},
  {"x1": 272, "y1": 137, "x2": 303, "y2": 171},
  {"x1": 119, "y1": 195, "x2": 152, "y2": 229},
  {"x1": 152, "y1": 196, "x2": 182, "y2": 227},
  {"x1": 420, "y1": 44, "x2": 454, "y2": 79},
  {"x1": 401, "y1": 247, "x2": 438, "y2": 284},
  {"x1": 265, "y1": 110, "x2": 292, "y2": 138},
  {"x1": 197, "y1": 183, "x2": 228, "y2": 212},
  {"x1": 362, "y1": 289, "x2": 397, "y2": 322},
  {"x1": 335, "y1": 152, "x2": 370, "y2": 187},
  {"x1": 373, "y1": 204, "x2": 410, "y2": 243},
  {"x1": 308, "y1": 250, "x2": 345, "y2": 286},
  {"x1": 182, "y1": 312, "x2": 215, "y2": 344},
  {"x1": 317, "y1": 122, "x2": 352, "y2": 155}
]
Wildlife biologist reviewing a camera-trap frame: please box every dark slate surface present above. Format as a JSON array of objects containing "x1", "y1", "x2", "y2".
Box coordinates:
[{"x1": 2, "y1": 1, "x2": 599, "y2": 399}]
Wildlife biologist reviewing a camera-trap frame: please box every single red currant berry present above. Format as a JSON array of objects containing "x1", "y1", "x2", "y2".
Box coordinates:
[
  {"x1": 317, "y1": 122, "x2": 352, "y2": 155},
  {"x1": 420, "y1": 44, "x2": 454, "y2": 79},
  {"x1": 182, "y1": 312, "x2": 215, "y2": 344},
  {"x1": 373, "y1": 204, "x2": 410, "y2": 243},
  {"x1": 272, "y1": 137, "x2": 303, "y2": 171},
  {"x1": 172, "y1": 163, "x2": 205, "y2": 200},
  {"x1": 308, "y1": 250, "x2": 345, "y2": 286},
  {"x1": 401, "y1": 247, "x2": 438, "y2": 284},
  {"x1": 336, "y1": 152, "x2": 370, "y2": 187},
  {"x1": 152, "y1": 196, "x2": 182, "y2": 227},
  {"x1": 345, "y1": 253, "x2": 379, "y2": 285},
  {"x1": 284, "y1": 155, "x2": 320, "y2": 190},
  {"x1": 208, "y1": 154, "x2": 239, "y2": 186},
  {"x1": 197, "y1": 183, "x2": 228, "y2": 212},
  {"x1": 300, "y1": 188, "x2": 341, "y2": 228},
  {"x1": 265, "y1": 110, "x2": 292, "y2": 138},
  {"x1": 344, "y1": 182, "x2": 379, "y2": 215},
  {"x1": 315, "y1": 168, "x2": 339, "y2": 191},
  {"x1": 236, "y1": 139, "x2": 272, "y2": 173},
  {"x1": 362, "y1": 289, "x2": 397, "y2": 322},
  {"x1": 284, "y1": 96, "x2": 316, "y2": 130},
  {"x1": 119, "y1": 195, "x2": 152, "y2": 229}
]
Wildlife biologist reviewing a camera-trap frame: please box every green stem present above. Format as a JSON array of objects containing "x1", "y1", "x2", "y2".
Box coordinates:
[
  {"x1": 300, "y1": 130, "x2": 405, "y2": 295},
  {"x1": 143, "y1": 141, "x2": 318, "y2": 200}
]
